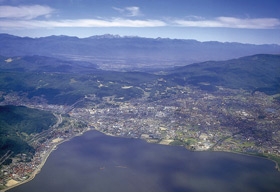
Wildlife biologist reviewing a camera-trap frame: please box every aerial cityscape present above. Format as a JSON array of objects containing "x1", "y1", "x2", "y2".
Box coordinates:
[{"x1": 0, "y1": 0, "x2": 280, "y2": 191}]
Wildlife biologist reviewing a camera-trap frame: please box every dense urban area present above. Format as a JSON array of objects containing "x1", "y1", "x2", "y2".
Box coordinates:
[{"x1": 0, "y1": 79, "x2": 279, "y2": 190}]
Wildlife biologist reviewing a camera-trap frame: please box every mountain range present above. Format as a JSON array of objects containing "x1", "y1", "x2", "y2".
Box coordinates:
[{"x1": 1, "y1": 34, "x2": 280, "y2": 70}]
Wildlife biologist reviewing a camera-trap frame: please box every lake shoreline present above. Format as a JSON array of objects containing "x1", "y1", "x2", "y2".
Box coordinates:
[
  {"x1": 1, "y1": 128, "x2": 92, "y2": 192},
  {"x1": 210, "y1": 149, "x2": 280, "y2": 172},
  {"x1": 99, "y1": 130, "x2": 280, "y2": 172},
  {"x1": 2, "y1": 129, "x2": 280, "y2": 191}
]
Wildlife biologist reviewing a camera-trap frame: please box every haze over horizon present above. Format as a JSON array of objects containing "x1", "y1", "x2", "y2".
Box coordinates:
[{"x1": 0, "y1": 0, "x2": 279, "y2": 45}]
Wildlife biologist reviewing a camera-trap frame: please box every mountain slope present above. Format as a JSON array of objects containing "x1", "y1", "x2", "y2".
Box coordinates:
[
  {"x1": 0, "y1": 55, "x2": 157, "y2": 105},
  {"x1": 168, "y1": 54, "x2": 280, "y2": 95},
  {"x1": 0, "y1": 55, "x2": 97, "y2": 73},
  {"x1": 0, "y1": 105, "x2": 56, "y2": 159},
  {"x1": 0, "y1": 54, "x2": 279, "y2": 106}
]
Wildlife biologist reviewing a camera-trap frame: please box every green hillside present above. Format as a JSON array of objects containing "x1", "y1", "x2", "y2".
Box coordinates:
[
  {"x1": 0, "y1": 55, "x2": 98, "y2": 73},
  {"x1": 0, "y1": 70, "x2": 157, "y2": 105},
  {"x1": 0, "y1": 54, "x2": 279, "y2": 106},
  {"x1": 168, "y1": 54, "x2": 280, "y2": 95},
  {"x1": 0, "y1": 105, "x2": 56, "y2": 158}
]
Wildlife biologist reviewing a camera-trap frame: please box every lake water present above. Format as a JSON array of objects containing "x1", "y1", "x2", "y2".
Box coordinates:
[{"x1": 9, "y1": 131, "x2": 280, "y2": 192}]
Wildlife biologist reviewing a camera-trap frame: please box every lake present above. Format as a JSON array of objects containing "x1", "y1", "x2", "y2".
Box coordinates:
[{"x1": 8, "y1": 131, "x2": 280, "y2": 192}]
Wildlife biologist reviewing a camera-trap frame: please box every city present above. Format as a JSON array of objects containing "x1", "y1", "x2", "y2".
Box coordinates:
[{"x1": 1, "y1": 79, "x2": 279, "y2": 189}]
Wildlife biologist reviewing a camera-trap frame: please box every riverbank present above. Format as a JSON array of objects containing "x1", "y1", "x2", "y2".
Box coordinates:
[{"x1": 1, "y1": 128, "x2": 92, "y2": 192}]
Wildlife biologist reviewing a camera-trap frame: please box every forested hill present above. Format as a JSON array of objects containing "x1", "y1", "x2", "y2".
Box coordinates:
[
  {"x1": 0, "y1": 55, "x2": 97, "y2": 74},
  {"x1": 0, "y1": 54, "x2": 279, "y2": 106},
  {"x1": 0, "y1": 105, "x2": 56, "y2": 162},
  {"x1": 168, "y1": 54, "x2": 280, "y2": 95}
]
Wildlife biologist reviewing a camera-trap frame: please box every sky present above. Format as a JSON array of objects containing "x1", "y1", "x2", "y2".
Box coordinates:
[{"x1": 0, "y1": 0, "x2": 279, "y2": 44}]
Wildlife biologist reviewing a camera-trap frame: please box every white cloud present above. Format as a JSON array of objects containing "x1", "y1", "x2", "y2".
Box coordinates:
[
  {"x1": 0, "y1": 6, "x2": 279, "y2": 31},
  {"x1": 0, "y1": 5, "x2": 54, "y2": 20},
  {"x1": 113, "y1": 6, "x2": 142, "y2": 17},
  {"x1": 174, "y1": 17, "x2": 280, "y2": 29},
  {"x1": 126, "y1": 7, "x2": 141, "y2": 17},
  {"x1": 184, "y1": 15, "x2": 205, "y2": 20},
  {"x1": 0, "y1": 18, "x2": 166, "y2": 28}
]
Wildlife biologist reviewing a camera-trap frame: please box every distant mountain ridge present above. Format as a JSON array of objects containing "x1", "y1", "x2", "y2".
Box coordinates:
[{"x1": 1, "y1": 34, "x2": 280, "y2": 70}]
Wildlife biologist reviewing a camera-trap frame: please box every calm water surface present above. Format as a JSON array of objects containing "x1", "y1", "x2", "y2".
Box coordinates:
[{"x1": 9, "y1": 131, "x2": 280, "y2": 192}]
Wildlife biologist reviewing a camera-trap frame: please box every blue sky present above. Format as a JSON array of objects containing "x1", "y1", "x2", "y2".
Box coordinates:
[{"x1": 0, "y1": 0, "x2": 279, "y2": 44}]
